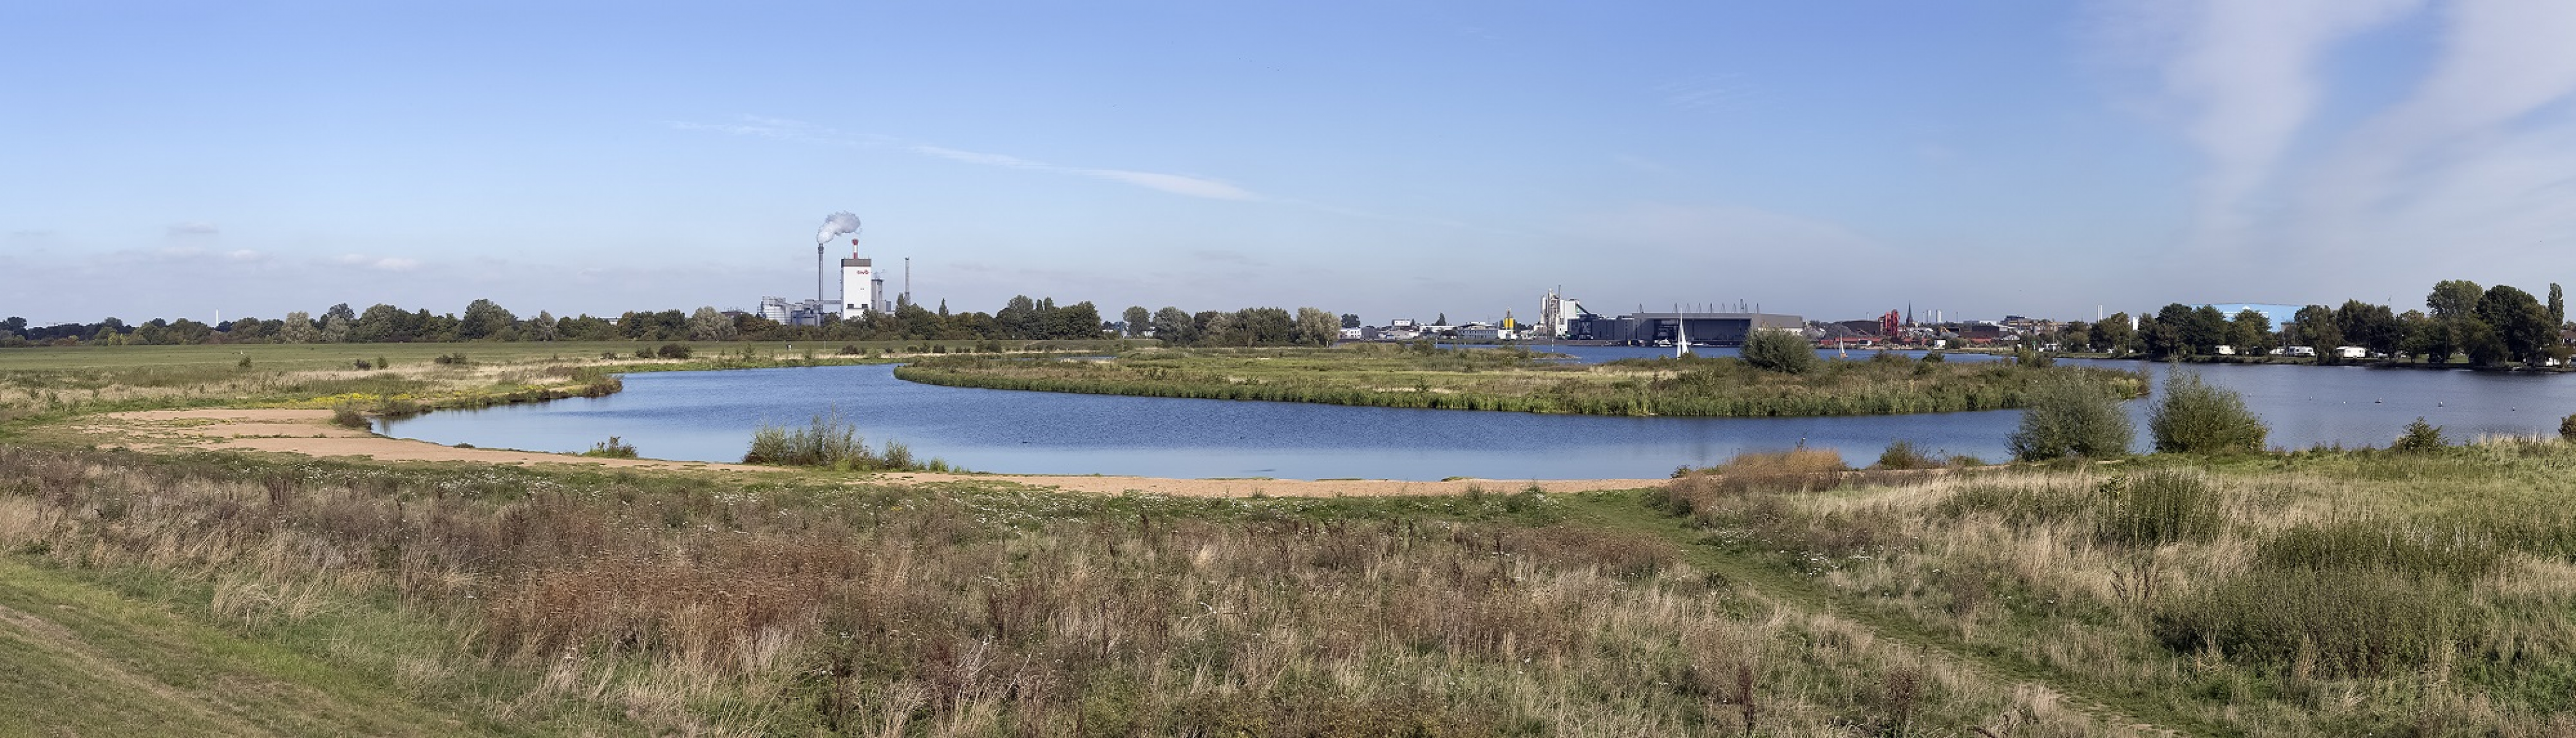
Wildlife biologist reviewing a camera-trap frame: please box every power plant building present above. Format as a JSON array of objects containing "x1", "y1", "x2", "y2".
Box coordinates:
[{"x1": 841, "y1": 257, "x2": 888, "y2": 319}]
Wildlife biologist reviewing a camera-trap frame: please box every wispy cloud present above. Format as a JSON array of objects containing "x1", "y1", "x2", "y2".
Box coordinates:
[
  {"x1": 675, "y1": 116, "x2": 1258, "y2": 202},
  {"x1": 1654, "y1": 74, "x2": 1754, "y2": 113},
  {"x1": 333, "y1": 255, "x2": 421, "y2": 272},
  {"x1": 2144, "y1": 0, "x2": 2421, "y2": 247},
  {"x1": 2118, "y1": 0, "x2": 2576, "y2": 301}
]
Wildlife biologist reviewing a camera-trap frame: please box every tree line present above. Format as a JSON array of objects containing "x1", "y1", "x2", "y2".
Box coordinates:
[
  {"x1": 1, "y1": 296, "x2": 1343, "y2": 348},
  {"x1": 2046, "y1": 280, "x2": 2568, "y2": 367}
]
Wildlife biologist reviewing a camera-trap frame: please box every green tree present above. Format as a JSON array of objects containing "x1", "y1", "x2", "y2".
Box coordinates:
[
  {"x1": 530, "y1": 311, "x2": 558, "y2": 341},
  {"x1": 278, "y1": 311, "x2": 318, "y2": 343},
  {"x1": 2139, "y1": 310, "x2": 2184, "y2": 359},
  {"x1": 2334, "y1": 300, "x2": 2402, "y2": 357},
  {"x1": 2008, "y1": 373, "x2": 2133, "y2": 461},
  {"x1": 2428, "y1": 280, "x2": 2484, "y2": 320},
  {"x1": 2458, "y1": 319, "x2": 2507, "y2": 366},
  {"x1": 1293, "y1": 307, "x2": 1341, "y2": 347},
  {"x1": 1740, "y1": 329, "x2": 1818, "y2": 374},
  {"x1": 687, "y1": 307, "x2": 737, "y2": 341},
  {"x1": 2398, "y1": 310, "x2": 2449, "y2": 363},
  {"x1": 1151, "y1": 307, "x2": 1195, "y2": 344},
  {"x1": 1121, "y1": 306, "x2": 1151, "y2": 336},
  {"x1": 2292, "y1": 305, "x2": 2342, "y2": 362},
  {"x1": 2550, "y1": 283, "x2": 2565, "y2": 328},
  {"x1": 1196, "y1": 311, "x2": 1238, "y2": 346},
  {"x1": 2478, "y1": 284, "x2": 2554, "y2": 365},
  {"x1": 1237, "y1": 308, "x2": 1295, "y2": 345},
  {"x1": 2227, "y1": 309, "x2": 2273, "y2": 355},
  {"x1": 2149, "y1": 370, "x2": 2267, "y2": 454},
  {"x1": 2092, "y1": 313, "x2": 2134, "y2": 354},
  {"x1": 459, "y1": 298, "x2": 515, "y2": 340}
]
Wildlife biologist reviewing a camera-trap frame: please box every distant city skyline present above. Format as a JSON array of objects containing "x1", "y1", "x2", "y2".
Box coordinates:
[{"x1": 6, "y1": 1, "x2": 2574, "y2": 327}]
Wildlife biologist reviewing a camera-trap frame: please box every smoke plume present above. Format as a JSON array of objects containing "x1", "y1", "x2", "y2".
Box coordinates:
[{"x1": 816, "y1": 211, "x2": 862, "y2": 245}]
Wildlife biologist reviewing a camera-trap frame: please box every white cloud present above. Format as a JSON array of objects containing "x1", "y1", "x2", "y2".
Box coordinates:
[
  {"x1": 2147, "y1": 0, "x2": 2422, "y2": 247},
  {"x1": 333, "y1": 255, "x2": 421, "y2": 272}
]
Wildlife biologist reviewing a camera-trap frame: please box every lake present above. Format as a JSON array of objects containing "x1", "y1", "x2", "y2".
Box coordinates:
[{"x1": 380, "y1": 354, "x2": 2576, "y2": 480}]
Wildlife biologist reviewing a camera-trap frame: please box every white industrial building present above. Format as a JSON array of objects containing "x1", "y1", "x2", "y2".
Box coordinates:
[{"x1": 840, "y1": 256, "x2": 888, "y2": 319}]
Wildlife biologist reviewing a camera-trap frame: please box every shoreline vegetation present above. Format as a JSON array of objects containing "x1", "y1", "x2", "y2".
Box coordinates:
[{"x1": 894, "y1": 344, "x2": 2150, "y2": 416}]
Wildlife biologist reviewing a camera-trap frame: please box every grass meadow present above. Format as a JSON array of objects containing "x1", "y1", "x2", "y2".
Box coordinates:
[{"x1": 1, "y1": 343, "x2": 2570, "y2": 736}]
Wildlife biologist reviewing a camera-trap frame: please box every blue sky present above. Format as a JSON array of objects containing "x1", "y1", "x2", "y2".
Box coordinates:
[{"x1": 6, "y1": 1, "x2": 2574, "y2": 327}]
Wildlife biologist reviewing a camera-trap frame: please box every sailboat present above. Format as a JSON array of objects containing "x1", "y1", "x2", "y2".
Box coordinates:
[{"x1": 1675, "y1": 313, "x2": 1690, "y2": 359}]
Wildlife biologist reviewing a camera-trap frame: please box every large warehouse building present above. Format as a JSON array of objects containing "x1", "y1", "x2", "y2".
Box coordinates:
[{"x1": 1564, "y1": 310, "x2": 1805, "y2": 345}]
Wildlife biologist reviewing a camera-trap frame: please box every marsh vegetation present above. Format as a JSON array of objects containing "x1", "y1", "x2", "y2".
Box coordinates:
[{"x1": 896, "y1": 344, "x2": 2149, "y2": 418}]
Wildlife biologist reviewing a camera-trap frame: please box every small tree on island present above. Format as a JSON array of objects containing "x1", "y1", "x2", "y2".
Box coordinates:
[
  {"x1": 1741, "y1": 329, "x2": 1818, "y2": 374},
  {"x1": 2009, "y1": 373, "x2": 2133, "y2": 461}
]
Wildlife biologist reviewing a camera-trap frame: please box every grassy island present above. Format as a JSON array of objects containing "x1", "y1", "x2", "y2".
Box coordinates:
[{"x1": 894, "y1": 344, "x2": 2150, "y2": 416}]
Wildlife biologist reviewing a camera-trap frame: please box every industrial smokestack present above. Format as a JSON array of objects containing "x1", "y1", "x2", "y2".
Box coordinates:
[{"x1": 816, "y1": 212, "x2": 862, "y2": 309}]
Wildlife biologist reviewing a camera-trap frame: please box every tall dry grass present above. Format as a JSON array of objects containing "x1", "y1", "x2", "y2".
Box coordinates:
[
  {"x1": 0, "y1": 445, "x2": 2119, "y2": 735},
  {"x1": 1656, "y1": 446, "x2": 2576, "y2": 736}
]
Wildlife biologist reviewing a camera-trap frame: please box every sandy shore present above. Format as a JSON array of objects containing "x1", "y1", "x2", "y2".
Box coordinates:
[
  {"x1": 68, "y1": 409, "x2": 1666, "y2": 497},
  {"x1": 70, "y1": 408, "x2": 761, "y2": 472}
]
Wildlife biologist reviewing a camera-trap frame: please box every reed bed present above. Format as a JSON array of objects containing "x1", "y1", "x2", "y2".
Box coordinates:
[{"x1": 896, "y1": 347, "x2": 2147, "y2": 418}]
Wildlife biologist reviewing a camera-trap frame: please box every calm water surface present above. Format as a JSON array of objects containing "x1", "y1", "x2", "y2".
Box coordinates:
[{"x1": 381, "y1": 354, "x2": 2576, "y2": 480}]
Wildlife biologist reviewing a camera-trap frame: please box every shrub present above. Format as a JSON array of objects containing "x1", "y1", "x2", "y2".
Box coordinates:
[
  {"x1": 1740, "y1": 330, "x2": 1818, "y2": 374},
  {"x1": 2393, "y1": 417, "x2": 2446, "y2": 452},
  {"x1": 328, "y1": 403, "x2": 368, "y2": 429},
  {"x1": 431, "y1": 352, "x2": 469, "y2": 365},
  {"x1": 656, "y1": 343, "x2": 693, "y2": 359},
  {"x1": 236, "y1": 355, "x2": 252, "y2": 370},
  {"x1": 2148, "y1": 370, "x2": 2267, "y2": 455},
  {"x1": 375, "y1": 355, "x2": 391, "y2": 370},
  {"x1": 1921, "y1": 350, "x2": 1945, "y2": 363},
  {"x1": 352, "y1": 359, "x2": 373, "y2": 370},
  {"x1": 2008, "y1": 372, "x2": 2134, "y2": 461},
  {"x1": 838, "y1": 344, "x2": 863, "y2": 355},
  {"x1": 2014, "y1": 345, "x2": 2054, "y2": 368},
  {"x1": 2561, "y1": 413, "x2": 2576, "y2": 440},
  {"x1": 582, "y1": 436, "x2": 638, "y2": 459},
  {"x1": 1873, "y1": 439, "x2": 1941, "y2": 470},
  {"x1": 2094, "y1": 468, "x2": 2223, "y2": 548}
]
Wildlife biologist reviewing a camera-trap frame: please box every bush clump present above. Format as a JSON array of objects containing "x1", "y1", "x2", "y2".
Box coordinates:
[
  {"x1": 582, "y1": 436, "x2": 638, "y2": 459},
  {"x1": 2148, "y1": 370, "x2": 2267, "y2": 455},
  {"x1": 1872, "y1": 439, "x2": 1942, "y2": 470},
  {"x1": 656, "y1": 343, "x2": 693, "y2": 359},
  {"x1": 2393, "y1": 417, "x2": 2446, "y2": 452},
  {"x1": 2008, "y1": 372, "x2": 2133, "y2": 461},
  {"x1": 1740, "y1": 330, "x2": 1818, "y2": 374},
  {"x1": 742, "y1": 413, "x2": 935, "y2": 471},
  {"x1": 328, "y1": 403, "x2": 368, "y2": 429},
  {"x1": 2559, "y1": 413, "x2": 2576, "y2": 440}
]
